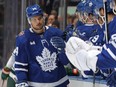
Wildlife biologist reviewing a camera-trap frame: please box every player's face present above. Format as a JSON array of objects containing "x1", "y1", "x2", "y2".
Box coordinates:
[
  {"x1": 99, "y1": 8, "x2": 104, "y2": 17},
  {"x1": 30, "y1": 15, "x2": 44, "y2": 31}
]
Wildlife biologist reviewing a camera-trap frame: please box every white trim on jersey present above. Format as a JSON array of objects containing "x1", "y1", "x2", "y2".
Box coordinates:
[
  {"x1": 111, "y1": 41, "x2": 116, "y2": 48},
  {"x1": 15, "y1": 68, "x2": 28, "y2": 72},
  {"x1": 107, "y1": 48, "x2": 116, "y2": 61},
  {"x1": 15, "y1": 61, "x2": 28, "y2": 66},
  {"x1": 28, "y1": 75, "x2": 68, "y2": 87},
  {"x1": 29, "y1": 28, "x2": 34, "y2": 33},
  {"x1": 103, "y1": 44, "x2": 107, "y2": 50}
]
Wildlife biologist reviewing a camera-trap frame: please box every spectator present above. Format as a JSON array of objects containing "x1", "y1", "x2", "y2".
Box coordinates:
[{"x1": 47, "y1": 14, "x2": 56, "y2": 26}]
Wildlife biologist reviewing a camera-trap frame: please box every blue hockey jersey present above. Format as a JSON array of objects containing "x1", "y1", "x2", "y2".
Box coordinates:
[
  {"x1": 89, "y1": 26, "x2": 105, "y2": 46},
  {"x1": 97, "y1": 36, "x2": 116, "y2": 69},
  {"x1": 64, "y1": 24, "x2": 78, "y2": 42},
  {"x1": 77, "y1": 24, "x2": 101, "y2": 40},
  {"x1": 15, "y1": 26, "x2": 69, "y2": 87},
  {"x1": 96, "y1": 16, "x2": 116, "y2": 69},
  {"x1": 77, "y1": 23, "x2": 105, "y2": 46},
  {"x1": 101, "y1": 16, "x2": 116, "y2": 42},
  {"x1": 107, "y1": 16, "x2": 116, "y2": 39}
]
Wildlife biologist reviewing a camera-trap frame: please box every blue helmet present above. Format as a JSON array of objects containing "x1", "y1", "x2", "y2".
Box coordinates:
[
  {"x1": 26, "y1": 4, "x2": 43, "y2": 18},
  {"x1": 76, "y1": 1, "x2": 87, "y2": 12},
  {"x1": 92, "y1": 0, "x2": 113, "y2": 13}
]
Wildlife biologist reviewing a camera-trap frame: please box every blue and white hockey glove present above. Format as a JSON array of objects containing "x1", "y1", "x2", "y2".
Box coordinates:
[
  {"x1": 16, "y1": 82, "x2": 29, "y2": 87},
  {"x1": 106, "y1": 71, "x2": 116, "y2": 87},
  {"x1": 50, "y1": 36, "x2": 66, "y2": 53}
]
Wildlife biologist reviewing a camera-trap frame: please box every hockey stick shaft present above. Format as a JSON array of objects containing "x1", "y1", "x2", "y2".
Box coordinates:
[
  {"x1": 93, "y1": 73, "x2": 95, "y2": 87},
  {"x1": 104, "y1": 0, "x2": 109, "y2": 43},
  {"x1": 104, "y1": 0, "x2": 111, "y2": 74}
]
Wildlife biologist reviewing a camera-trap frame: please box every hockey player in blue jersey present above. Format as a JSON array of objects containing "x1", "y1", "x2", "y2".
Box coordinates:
[
  {"x1": 15, "y1": 4, "x2": 69, "y2": 87},
  {"x1": 76, "y1": 1, "x2": 105, "y2": 46},
  {"x1": 65, "y1": 0, "x2": 116, "y2": 86},
  {"x1": 75, "y1": 1, "x2": 107, "y2": 78}
]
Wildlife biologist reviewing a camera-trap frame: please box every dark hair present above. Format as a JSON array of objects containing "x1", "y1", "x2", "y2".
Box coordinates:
[{"x1": 52, "y1": 20, "x2": 60, "y2": 28}]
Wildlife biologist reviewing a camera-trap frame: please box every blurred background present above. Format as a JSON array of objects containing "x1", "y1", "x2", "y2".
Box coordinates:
[{"x1": 0, "y1": 0, "x2": 80, "y2": 68}]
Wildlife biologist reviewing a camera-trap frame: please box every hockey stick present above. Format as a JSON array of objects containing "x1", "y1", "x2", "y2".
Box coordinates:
[
  {"x1": 103, "y1": 0, "x2": 111, "y2": 75},
  {"x1": 93, "y1": 68, "x2": 99, "y2": 87},
  {"x1": 93, "y1": 72, "x2": 95, "y2": 87},
  {"x1": 103, "y1": 0, "x2": 109, "y2": 43}
]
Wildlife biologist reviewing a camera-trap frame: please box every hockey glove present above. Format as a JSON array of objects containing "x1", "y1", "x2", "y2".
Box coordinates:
[
  {"x1": 50, "y1": 36, "x2": 66, "y2": 53},
  {"x1": 16, "y1": 82, "x2": 29, "y2": 87},
  {"x1": 65, "y1": 37, "x2": 100, "y2": 72},
  {"x1": 106, "y1": 71, "x2": 116, "y2": 87},
  {"x1": 65, "y1": 37, "x2": 91, "y2": 71},
  {"x1": 1, "y1": 67, "x2": 11, "y2": 80}
]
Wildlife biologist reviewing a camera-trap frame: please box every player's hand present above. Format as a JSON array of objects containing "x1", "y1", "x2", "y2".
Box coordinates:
[
  {"x1": 66, "y1": 37, "x2": 90, "y2": 54},
  {"x1": 1, "y1": 67, "x2": 11, "y2": 80},
  {"x1": 15, "y1": 82, "x2": 29, "y2": 87},
  {"x1": 65, "y1": 37, "x2": 99, "y2": 72},
  {"x1": 65, "y1": 37, "x2": 90, "y2": 71},
  {"x1": 50, "y1": 36, "x2": 65, "y2": 53},
  {"x1": 106, "y1": 71, "x2": 116, "y2": 87}
]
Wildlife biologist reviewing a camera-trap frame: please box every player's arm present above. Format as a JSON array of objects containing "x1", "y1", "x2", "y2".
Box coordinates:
[
  {"x1": 50, "y1": 29, "x2": 70, "y2": 65},
  {"x1": 15, "y1": 36, "x2": 29, "y2": 87},
  {"x1": 96, "y1": 40, "x2": 116, "y2": 69},
  {"x1": 87, "y1": 34, "x2": 116, "y2": 70}
]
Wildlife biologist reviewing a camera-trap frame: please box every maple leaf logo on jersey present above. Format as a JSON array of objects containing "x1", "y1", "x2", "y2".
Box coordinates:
[{"x1": 36, "y1": 47, "x2": 57, "y2": 72}]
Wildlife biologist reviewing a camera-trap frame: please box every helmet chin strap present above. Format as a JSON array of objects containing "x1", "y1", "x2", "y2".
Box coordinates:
[
  {"x1": 97, "y1": 18, "x2": 104, "y2": 27},
  {"x1": 113, "y1": 8, "x2": 116, "y2": 15},
  {"x1": 27, "y1": 18, "x2": 31, "y2": 24},
  {"x1": 98, "y1": 12, "x2": 105, "y2": 20}
]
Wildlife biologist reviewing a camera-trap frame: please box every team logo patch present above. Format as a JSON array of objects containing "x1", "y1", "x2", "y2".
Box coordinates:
[
  {"x1": 30, "y1": 41, "x2": 36, "y2": 45},
  {"x1": 36, "y1": 47, "x2": 57, "y2": 72}
]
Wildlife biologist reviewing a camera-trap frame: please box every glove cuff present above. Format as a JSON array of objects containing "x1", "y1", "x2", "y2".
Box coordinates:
[{"x1": 2, "y1": 67, "x2": 11, "y2": 74}]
